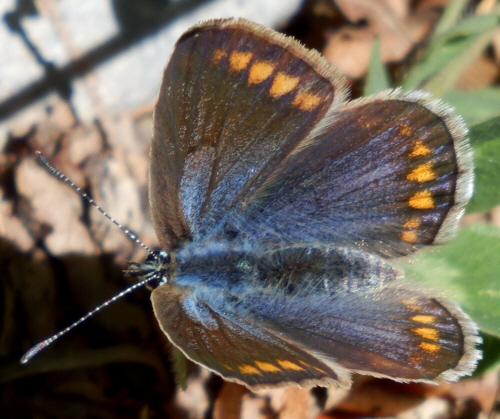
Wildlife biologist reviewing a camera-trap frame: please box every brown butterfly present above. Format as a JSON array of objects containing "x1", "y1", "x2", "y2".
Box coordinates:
[{"x1": 23, "y1": 18, "x2": 480, "y2": 391}]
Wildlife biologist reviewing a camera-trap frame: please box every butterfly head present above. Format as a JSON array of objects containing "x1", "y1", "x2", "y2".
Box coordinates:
[{"x1": 126, "y1": 250, "x2": 175, "y2": 289}]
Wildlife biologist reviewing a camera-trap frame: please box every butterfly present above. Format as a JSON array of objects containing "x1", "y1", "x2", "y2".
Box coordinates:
[
  {"x1": 136, "y1": 18, "x2": 481, "y2": 390},
  {"x1": 23, "y1": 17, "x2": 481, "y2": 391}
]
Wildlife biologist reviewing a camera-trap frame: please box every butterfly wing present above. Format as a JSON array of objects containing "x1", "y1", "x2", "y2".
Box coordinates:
[
  {"x1": 151, "y1": 246, "x2": 479, "y2": 390},
  {"x1": 254, "y1": 287, "x2": 480, "y2": 383},
  {"x1": 151, "y1": 247, "x2": 479, "y2": 390},
  {"x1": 228, "y1": 90, "x2": 473, "y2": 258},
  {"x1": 150, "y1": 18, "x2": 347, "y2": 249},
  {"x1": 151, "y1": 19, "x2": 472, "y2": 257},
  {"x1": 151, "y1": 282, "x2": 351, "y2": 390}
]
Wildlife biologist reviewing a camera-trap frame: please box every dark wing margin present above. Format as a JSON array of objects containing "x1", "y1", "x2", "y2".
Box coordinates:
[{"x1": 149, "y1": 18, "x2": 347, "y2": 249}]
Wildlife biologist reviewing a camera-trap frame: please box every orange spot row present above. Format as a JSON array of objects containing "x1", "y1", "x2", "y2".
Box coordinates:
[
  {"x1": 356, "y1": 115, "x2": 376, "y2": 129},
  {"x1": 235, "y1": 359, "x2": 312, "y2": 376},
  {"x1": 238, "y1": 364, "x2": 261, "y2": 375},
  {"x1": 401, "y1": 218, "x2": 421, "y2": 243},
  {"x1": 255, "y1": 361, "x2": 281, "y2": 373},
  {"x1": 213, "y1": 49, "x2": 226, "y2": 64},
  {"x1": 403, "y1": 141, "x2": 436, "y2": 241},
  {"x1": 277, "y1": 359, "x2": 305, "y2": 371},
  {"x1": 403, "y1": 219, "x2": 420, "y2": 229},
  {"x1": 212, "y1": 49, "x2": 323, "y2": 111},
  {"x1": 292, "y1": 92, "x2": 322, "y2": 112}
]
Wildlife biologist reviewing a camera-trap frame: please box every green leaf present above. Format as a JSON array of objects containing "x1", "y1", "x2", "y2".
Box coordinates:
[
  {"x1": 423, "y1": 28, "x2": 498, "y2": 96},
  {"x1": 469, "y1": 114, "x2": 500, "y2": 147},
  {"x1": 467, "y1": 116, "x2": 500, "y2": 213},
  {"x1": 432, "y1": 0, "x2": 471, "y2": 38},
  {"x1": 403, "y1": 36, "x2": 474, "y2": 90},
  {"x1": 432, "y1": 12, "x2": 500, "y2": 47},
  {"x1": 402, "y1": 13, "x2": 500, "y2": 91},
  {"x1": 474, "y1": 332, "x2": 500, "y2": 376},
  {"x1": 403, "y1": 223, "x2": 500, "y2": 337},
  {"x1": 442, "y1": 88, "x2": 500, "y2": 124},
  {"x1": 364, "y1": 38, "x2": 391, "y2": 96}
]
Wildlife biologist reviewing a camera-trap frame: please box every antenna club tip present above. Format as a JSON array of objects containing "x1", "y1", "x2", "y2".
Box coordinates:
[
  {"x1": 35, "y1": 151, "x2": 49, "y2": 164},
  {"x1": 20, "y1": 341, "x2": 48, "y2": 364}
]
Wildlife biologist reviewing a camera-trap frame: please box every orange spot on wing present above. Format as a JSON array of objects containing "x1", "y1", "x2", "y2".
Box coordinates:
[
  {"x1": 412, "y1": 315, "x2": 436, "y2": 325},
  {"x1": 356, "y1": 115, "x2": 376, "y2": 129},
  {"x1": 402, "y1": 299, "x2": 422, "y2": 311},
  {"x1": 248, "y1": 61, "x2": 275, "y2": 84},
  {"x1": 402, "y1": 218, "x2": 421, "y2": 243},
  {"x1": 401, "y1": 230, "x2": 418, "y2": 243},
  {"x1": 407, "y1": 163, "x2": 436, "y2": 182},
  {"x1": 213, "y1": 49, "x2": 226, "y2": 64},
  {"x1": 292, "y1": 92, "x2": 322, "y2": 111},
  {"x1": 255, "y1": 361, "x2": 281, "y2": 373},
  {"x1": 238, "y1": 364, "x2": 261, "y2": 375},
  {"x1": 409, "y1": 355, "x2": 423, "y2": 365},
  {"x1": 400, "y1": 124, "x2": 413, "y2": 136},
  {"x1": 403, "y1": 219, "x2": 421, "y2": 229},
  {"x1": 414, "y1": 327, "x2": 439, "y2": 341},
  {"x1": 409, "y1": 190, "x2": 435, "y2": 209},
  {"x1": 229, "y1": 51, "x2": 252, "y2": 72},
  {"x1": 222, "y1": 363, "x2": 233, "y2": 371},
  {"x1": 276, "y1": 359, "x2": 305, "y2": 371},
  {"x1": 409, "y1": 141, "x2": 432, "y2": 157},
  {"x1": 270, "y1": 72, "x2": 300, "y2": 97},
  {"x1": 419, "y1": 342, "x2": 441, "y2": 353},
  {"x1": 298, "y1": 360, "x2": 326, "y2": 373}
]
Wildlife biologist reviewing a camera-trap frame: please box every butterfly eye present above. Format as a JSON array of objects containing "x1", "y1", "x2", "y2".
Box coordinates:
[
  {"x1": 148, "y1": 250, "x2": 173, "y2": 286},
  {"x1": 155, "y1": 249, "x2": 171, "y2": 265}
]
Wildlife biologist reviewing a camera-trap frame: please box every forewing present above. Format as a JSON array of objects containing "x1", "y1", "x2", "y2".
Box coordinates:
[
  {"x1": 151, "y1": 283, "x2": 351, "y2": 390},
  {"x1": 229, "y1": 90, "x2": 473, "y2": 258},
  {"x1": 150, "y1": 18, "x2": 346, "y2": 249}
]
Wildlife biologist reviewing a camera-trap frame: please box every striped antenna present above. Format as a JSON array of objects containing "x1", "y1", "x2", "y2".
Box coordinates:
[
  {"x1": 36, "y1": 151, "x2": 154, "y2": 255},
  {"x1": 21, "y1": 277, "x2": 153, "y2": 363},
  {"x1": 20, "y1": 152, "x2": 164, "y2": 363}
]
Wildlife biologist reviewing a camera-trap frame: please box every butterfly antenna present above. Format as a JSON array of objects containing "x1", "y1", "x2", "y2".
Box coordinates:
[
  {"x1": 20, "y1": 276, "x2": 155, "y2": 363},
  {"x1": 21, "y1": 152, "x2": 163, "y2": 363},
  {"x1": 36, "y1": 151, "x2": 154, "y2": 255}
]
